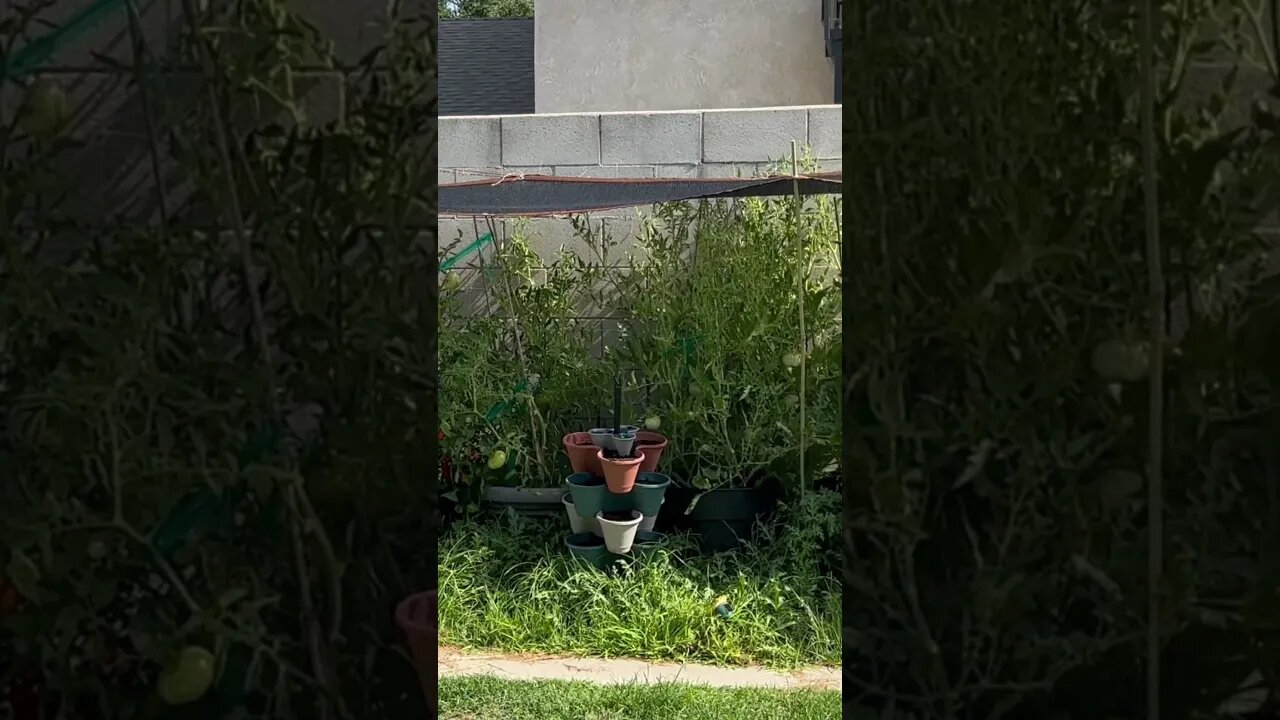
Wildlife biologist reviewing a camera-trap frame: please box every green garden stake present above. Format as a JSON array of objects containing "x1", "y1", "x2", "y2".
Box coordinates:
[
  {"x1": 3, "y1": 0, "x2": 148, "y2": 81},
  {"x1": 483, "y1": 379, "x2": 529, "y2": 423},
  {"x1": 440, "y1": 232, "x2": 494, "y2": 272},
  {"x1": 150, "y1": 488, "x2": 220, "y2": 559},
  {"x1": 151, "y1": 423, "x2": 281, "y2": 558}
]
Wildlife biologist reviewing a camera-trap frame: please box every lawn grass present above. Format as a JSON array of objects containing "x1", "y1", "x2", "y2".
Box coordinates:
[
  {"x1": 438, "y1": 508, "x2": 841, "y2": 668},
  {"x1": 439, "y1": 676, "x2": 841, "y2": 720}
]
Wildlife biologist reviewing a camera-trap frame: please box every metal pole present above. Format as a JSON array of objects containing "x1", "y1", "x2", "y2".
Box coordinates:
[
  {"x1": 791, "y1": 141, "x2": 807, "y2": 501},
  {"x1": 1138, "y1": 0, "x2": 1166, "y2": 717}
]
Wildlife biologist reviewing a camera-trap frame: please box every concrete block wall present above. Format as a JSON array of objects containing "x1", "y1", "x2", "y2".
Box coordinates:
[
  {"x1": 439, "y1": 104, "x2": 843, "y2": 271},
  {"x1": 441, "y1": 105, "x2": 841, "y2": 180}
]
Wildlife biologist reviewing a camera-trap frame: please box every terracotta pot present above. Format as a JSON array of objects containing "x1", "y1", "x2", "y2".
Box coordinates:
[
  {"x1": 635, "y1": 431, "x2": 669, "y2": 472},
  {"x1": 597, "y1": 449, "x2": 642, "y2": 493},
  {"x1": 395, "y1": 590, "x2": 437, "y2": 715},
  {"x1": 563, "y1": 432, "x2": 603, "y2": 475}
]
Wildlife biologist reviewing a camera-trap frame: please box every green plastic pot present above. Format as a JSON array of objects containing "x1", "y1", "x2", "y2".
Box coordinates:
[
  {"x1": 632, "y1": 473, "x2": 671, "y2": 516},
  {"x1": 601, "y1": 487, "x2": 633, "y2": 513},
  {"x1": 565, "y1": 473, "x2": 606, "y2": 519},
  {"x1": 632, "y1": 530, "x2": 667, "y2": 558},
  {"x1": 565, "y1": 532, "x2": 607, "y2": 568}
]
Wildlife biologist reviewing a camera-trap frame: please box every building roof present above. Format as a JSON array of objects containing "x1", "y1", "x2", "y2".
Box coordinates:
[{"x1": 439, "y1": 18, "x2": 535, "y2": 116}]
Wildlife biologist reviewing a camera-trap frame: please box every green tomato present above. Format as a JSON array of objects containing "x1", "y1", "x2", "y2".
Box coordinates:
[
  {"x1": 442, "y1": 272, "x2": 461, "y2": 292},
  {"x1": 644, "y1": 416, "x2": 661, "y2": 431},
  {"x1": 782, "y1": 393, "x2": 800, "y2": 409},
  {"x1": 782, "y1": 352, "x2": 802, "y2": 368},
  {"x1": 487, "y1": 449, "x2": 507, "y2": 470},
  {"x1": 157, "y1": 646, "x2": 215, "y2": 705},
  {"x1": 1090, "y1": 339, "x2": 1148, "y2": 383},
  {"x1": 20, "y1": 80, "x2": 69, "y2": 144},
  {"x1": 87, "y1": 540, "x2": 108, "y2": 560}
]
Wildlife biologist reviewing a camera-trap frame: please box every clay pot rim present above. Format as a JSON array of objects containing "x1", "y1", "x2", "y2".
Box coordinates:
[
  {"x1": 635, "y1": 431, "x2": 668, "y2": 448},
  {"x1": 596, "y1": 449, "x2": 643, "y2": 465},
  {"x1": 563, "y1": 431, "x2": 595, "y2": 447},
  {"x1": 394, "y1": 590, "x2": 437, "y2": 633}
]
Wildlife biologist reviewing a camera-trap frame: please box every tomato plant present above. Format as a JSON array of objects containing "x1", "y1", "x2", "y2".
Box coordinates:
[
  {"x1": 0, "y1": 4, "x2": 435, "y2": 719},
  {"x1": 606, "y1": 187, "x2": 842, "y2": 492}
]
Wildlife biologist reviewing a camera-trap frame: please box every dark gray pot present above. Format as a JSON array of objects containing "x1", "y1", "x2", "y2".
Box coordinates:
[{"x1": 485, "y1": 486, "x2": 566, "y2": 518}]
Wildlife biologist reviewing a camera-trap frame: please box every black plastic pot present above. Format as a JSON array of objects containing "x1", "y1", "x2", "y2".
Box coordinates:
[
  {"x1": 662, "y1": 480, "x2": 781, "y2": 553},
  {"x1": 632, "y1": 530, "x2": 667, "y2": 558}
]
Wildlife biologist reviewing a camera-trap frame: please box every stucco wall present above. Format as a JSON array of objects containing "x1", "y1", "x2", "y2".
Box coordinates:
[{"x1": 534, "y1": 0, "x2": 834, "y2": 113}]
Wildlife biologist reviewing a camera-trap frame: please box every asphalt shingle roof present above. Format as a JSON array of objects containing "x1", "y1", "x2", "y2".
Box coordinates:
[{"x1": 439, "y1": 18, "x2": 535, "y2": 116}]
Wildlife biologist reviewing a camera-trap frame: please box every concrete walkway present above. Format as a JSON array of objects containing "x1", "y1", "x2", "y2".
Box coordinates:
[{"x1": 438, "y1": 646, "x2": 841, "y2": 692}]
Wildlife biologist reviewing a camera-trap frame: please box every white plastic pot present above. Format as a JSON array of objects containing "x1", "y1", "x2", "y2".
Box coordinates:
[
  {"x1": 563, "y1": 494, "x2": 600, "y2": 535},
  {"x1": 596, "y1": 509, "x2": 643, "y2": 553}
]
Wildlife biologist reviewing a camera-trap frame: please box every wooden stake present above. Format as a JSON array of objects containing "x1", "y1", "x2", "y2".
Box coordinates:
[
  {"x1": 1138, "y1": 1, "x2": 1166, "y2": 718},
  {"x1": 791, "y1": 142, "x2": 806, "y2": 501}
]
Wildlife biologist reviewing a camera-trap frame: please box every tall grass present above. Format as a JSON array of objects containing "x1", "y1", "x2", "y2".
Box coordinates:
[{"x1": 438, "y1": 505, "x2": 841, "y2": 668}]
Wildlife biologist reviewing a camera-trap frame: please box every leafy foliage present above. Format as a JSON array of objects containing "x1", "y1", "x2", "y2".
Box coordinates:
[
  {"x1": 438, "y1": 231, "x2": 607, "y2": 495},
  {"x1": 608, "y1": 192, "x2": 842, "y2": 491},
  {"x1": 438, "y1": 183, "x2": 842, "y2": 497},
  {"x1": 439, "y1": 0, "x2": 534, "y2": 20},
  {"x1": 846, "y1": 1, "x2": 1280, "y2": 718},
  {"x1": 438, "y1": 491, "x2": 842, "y2": 667},
  {"x1": 1, "y1": 2, "x2": 434, "y2": 718}
]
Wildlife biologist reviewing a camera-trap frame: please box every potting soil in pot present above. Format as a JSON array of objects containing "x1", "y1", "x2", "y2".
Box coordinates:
[
  {"x1": 565, "y1": 432, "x2": 605, "y2": 475},
  {"x1": 565, "y1": 532, "x2": 607, "y2": 569},
  {"x1": 632, "y1": 472, "x2": 670, "y2": 515},
  {"x1": 565, "y1": 472, "x2": 607, "y2": 518},
  {"x1": 598, "y1": 450, "x2": 642, "y2": 493}
]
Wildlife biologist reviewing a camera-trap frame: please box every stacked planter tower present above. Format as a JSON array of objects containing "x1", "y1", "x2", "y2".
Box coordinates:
[{"x1": 560, "y1": 427, "x2": 671, "y2": 569}]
